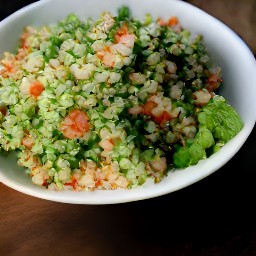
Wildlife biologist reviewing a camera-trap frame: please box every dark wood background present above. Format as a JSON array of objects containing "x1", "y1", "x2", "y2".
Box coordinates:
[{"x1": 1, "y1": 1, "x2": 256, "y2": 255}]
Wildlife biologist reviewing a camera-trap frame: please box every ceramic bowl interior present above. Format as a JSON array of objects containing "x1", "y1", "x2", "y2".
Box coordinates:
[{"x1": 0, "y1": 0, "x2": 255, "y2": 204}]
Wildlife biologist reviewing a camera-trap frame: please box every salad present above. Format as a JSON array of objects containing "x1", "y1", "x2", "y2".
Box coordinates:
[{"x1": 0, "y1": 6, "x2": 243, "y2": 191}]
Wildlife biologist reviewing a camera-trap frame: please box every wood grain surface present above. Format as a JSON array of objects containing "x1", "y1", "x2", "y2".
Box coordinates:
[{"x1": 1, "y1": 1, "x2": 256, "y2": 256}]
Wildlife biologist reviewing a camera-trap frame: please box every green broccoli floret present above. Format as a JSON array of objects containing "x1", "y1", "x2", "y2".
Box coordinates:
[
  {"x1": 173, "y1": 125, "x2": 213, "y2": 168},
  {"x1": 198, "y1": 95, "x2": 243, "y2": 143},
  {"x1": 117, "y1": 6, "x2": 131, "y2": 20},
  {"x1": 173, "y1": 142, "x2": 206, "y2": 168},
  {"x1": 173, "y1": 96, "x2": 243, "y2": 168}
]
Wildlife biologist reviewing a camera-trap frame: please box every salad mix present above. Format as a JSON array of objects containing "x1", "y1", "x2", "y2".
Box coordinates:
[{"x1": 0, "y1": 7, "x2": 243, "y2": 191}]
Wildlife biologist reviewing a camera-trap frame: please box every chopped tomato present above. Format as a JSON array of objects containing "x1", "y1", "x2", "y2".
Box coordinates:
[
  {"x1": 157, "y1": 18, "x2": 166, "y2": 26},
  {"x1": 65, "y1": 177, "x2": 77, "y2": 189},
  {"x1": 167, "y1": 16, "x2": 179, "y2": 26},
  {"x1": 20, "y1": 32, "x2": 29, "y2": 49},
  {"x1": 95, "y1": 179, "x2": 102, "y2": 187},
  {"x1": 153, "y1": 111, "x2": 172, "y2": 124},
  {"x1": 29, "y1": 80, "x2": 45, "y2": 98},
  {"x1": 60, "y1": 109, "x2": 90, "y2": 139},
  {"x1": 2, "y1": 63, "x2": 13, "y2": 73},
  {"x1": 143, "y1": 101, "x2": 158, "y2": 116},
  {"x1": 143, "y1": 100, "x2": 172, "y2": 124},
  {"x1": 206, "y1": 73, "x2": 222, "y2": 92},
  {"x1": 114, "y1": 24, "x2": 129, "y2": 43},
  {"x1": 42, "y1": 180, "x2": 48, "y2": 187},
  {"x1": 157, "y1": 16, "x2": 179, "y2": 27},
  {"x1": 22, "y1": 136, "x2": 34, "y2": 150}
]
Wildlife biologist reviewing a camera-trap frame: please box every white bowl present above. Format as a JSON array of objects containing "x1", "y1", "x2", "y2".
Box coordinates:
[{"x1": 0, "y1": 0, "x2": 256, "y2": 204}]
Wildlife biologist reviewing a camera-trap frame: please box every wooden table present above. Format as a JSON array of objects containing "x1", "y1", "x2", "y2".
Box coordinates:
[{"x1": 1, "y1": 1, "x2": 256, "y2": 255}]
